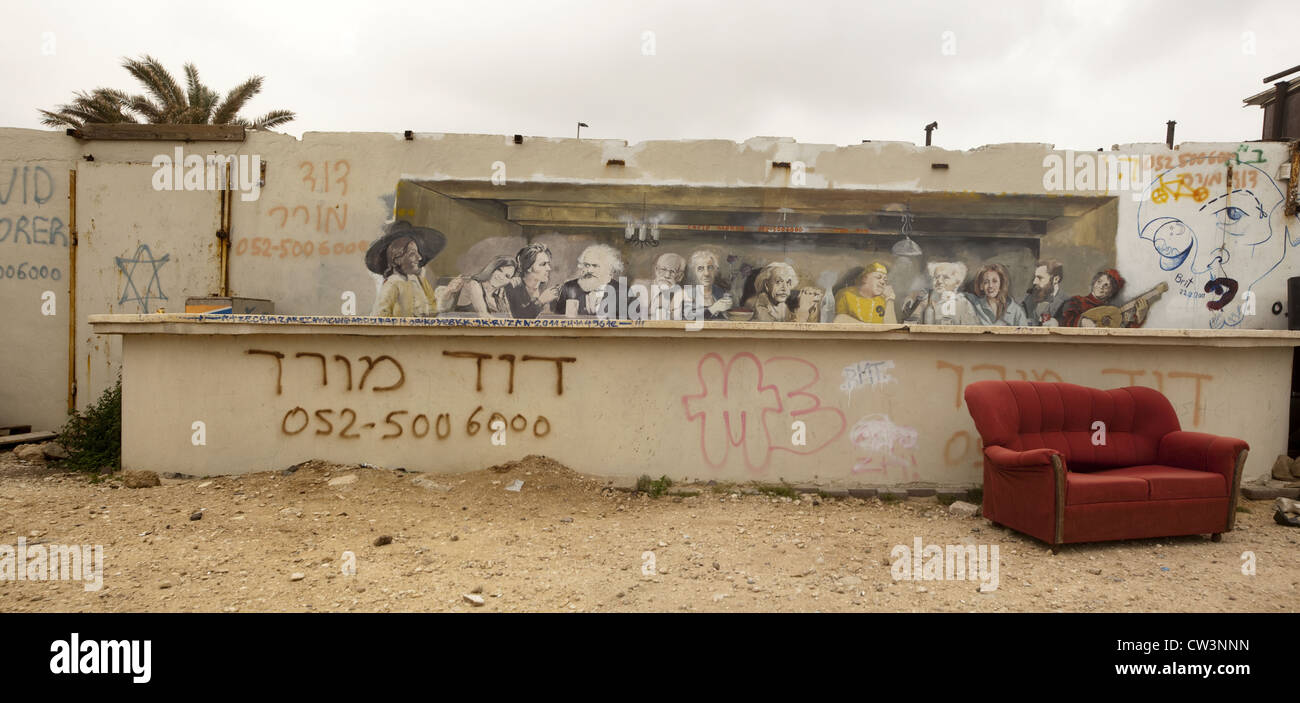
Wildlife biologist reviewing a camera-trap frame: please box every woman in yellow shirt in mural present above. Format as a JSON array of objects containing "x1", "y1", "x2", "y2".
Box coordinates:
[{"x1": 834, "y1": 261, "x2": 896, "y2": 324}]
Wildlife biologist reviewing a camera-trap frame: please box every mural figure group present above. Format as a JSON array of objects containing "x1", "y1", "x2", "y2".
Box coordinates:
[{"x1": 364, "y1": 220, "x2": 1157, "y2": 328}]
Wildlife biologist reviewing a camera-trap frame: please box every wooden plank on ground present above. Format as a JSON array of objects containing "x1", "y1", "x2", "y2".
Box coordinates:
[
  {"x1": 77, "y1": 124, "x2": 246, "y2": 142},
  {"x1": 0, "y1": 431, "x2": 57, "y2": 448}
]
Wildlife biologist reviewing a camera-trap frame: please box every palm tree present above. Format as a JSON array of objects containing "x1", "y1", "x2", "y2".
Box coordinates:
[{"x1": 39, "y1": 55, "x2": 295, "y2": 131}]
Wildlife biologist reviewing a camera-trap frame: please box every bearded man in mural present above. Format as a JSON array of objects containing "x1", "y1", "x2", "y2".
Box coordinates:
[
  {"x1": 901, "y1": 261, "x2": 979, "y2": 325},
  {"x1": 630, "y1": 252, "x2": 685, "y2": 321},
  {"x1": 554, "y1": 244, "x2": 630, "y2": 318},
  {"x1": 1021, "y1": 259, "x2": 1067, "y2": 326},
  {"x1": 504, "y1": 243, "x2": 561, "y2": 319},
  {"x1": 366, "y1": 221, "x2": 446, "y2": 317},
  {"x1": 749, "y1": 262, "x2": 799, "y2": 322},
  {"x1": 1056, "y1": 269, "x2": 1151, "y2": 328},
  {"x1": 968, "y1": 263, "x2": 1029, "y2": 326},
  {"x1": 834, "y1": 261, "x2": 896, "y2": 324},
  {"x1": 678, "y1": 250, "x2": 734, "y2": 321}
]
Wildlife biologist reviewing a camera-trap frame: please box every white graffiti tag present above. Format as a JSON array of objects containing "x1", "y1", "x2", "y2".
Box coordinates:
[
  {"x1": 840, "y1": 360, "x2": 897, "y2": 393},
  {"x1": 850, "y1": 413, "x2": 919, "y2": 478}
]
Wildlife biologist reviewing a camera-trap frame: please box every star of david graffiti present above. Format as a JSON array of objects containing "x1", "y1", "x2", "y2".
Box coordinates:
[{"x1": 116, "y1": 244, "x2": 169, "y2": 312}]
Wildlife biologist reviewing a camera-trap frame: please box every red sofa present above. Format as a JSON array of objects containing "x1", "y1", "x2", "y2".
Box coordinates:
[{"x1": 963, "y1": 380, "x2": 1248, "y2": 551}]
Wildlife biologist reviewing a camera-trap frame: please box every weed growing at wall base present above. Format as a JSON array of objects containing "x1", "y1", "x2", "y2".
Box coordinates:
[{"x1": 59, "y1": 377, "x2": 121, "y2": 473}]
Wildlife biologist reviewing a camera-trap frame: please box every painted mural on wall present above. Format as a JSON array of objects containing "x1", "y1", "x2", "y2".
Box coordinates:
[
  {"x1": 1134, "y1": 155, "x2": 1296, "y2": 329},
  {"x1": 363, "y1": 186, "x2": 1164, "y2": 328}
]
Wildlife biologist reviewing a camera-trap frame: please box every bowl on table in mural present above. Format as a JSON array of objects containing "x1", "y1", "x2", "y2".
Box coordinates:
[{"x1": 725, "y1": 308, "x2": 755, "y2": 321}]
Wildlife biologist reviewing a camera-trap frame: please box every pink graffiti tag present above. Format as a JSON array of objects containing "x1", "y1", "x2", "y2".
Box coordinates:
[{"x1": 681, "y1": 353, "x2": 846, "y2": 473}]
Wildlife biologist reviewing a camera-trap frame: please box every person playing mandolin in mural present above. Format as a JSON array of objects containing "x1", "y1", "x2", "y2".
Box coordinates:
[{"x1": 1056, "y1": 269, "x2": 1165, "y2": 328}]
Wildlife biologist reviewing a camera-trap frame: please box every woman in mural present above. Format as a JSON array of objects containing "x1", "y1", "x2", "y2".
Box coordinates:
[
  {"x1": 678, "y1": 250, "x2": 734, "y2": 321},
  {"x1": 452, "y1": 256, "x2": 516, "y2": 316},
  {"x1": 901, "y1": 261, "x2": 979, "y2": 325},
  {"x1": 834, "y1": 261, "x2": 896, "y2": 323},
  {"x1": 365, "y1": 221, "x2": 447, "y2": 318},
  {"x1": 967, "y1": 263, "x2": 1029, "y2": 326},
  {"x1": 504, "y1": 243, "x2": 561, "y2": 319}
]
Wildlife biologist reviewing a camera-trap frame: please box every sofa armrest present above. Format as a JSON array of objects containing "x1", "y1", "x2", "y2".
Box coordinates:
[
  {"x1": 1158, "y1": 431, "x2": 1249, "y2": 531},
  {"x1": 1158, "y1": 431, "x2": 1248, "y2": 481},
  {"x1": 982, "y1": 446, "x2": 1067, "y2": 547},
  {"x1": 983, "y1": 445, "x2": 1061, "y2": 469}
]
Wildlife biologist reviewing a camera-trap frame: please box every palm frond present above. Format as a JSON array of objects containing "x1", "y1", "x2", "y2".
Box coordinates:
[
  {"x1": 45, "y1": 57, "x2": 295, "y2": 129},
  {"x1": 212, "y1": 76, "x2": 264, "y2": 125},
  {"x1": 122, "y1": 55, "x2": 185, "y2": 114},
  {"x1": 243, "y1": 109, "x2": 296, "y2": 130},
  {"x1": 184, "y1": 63, "x2": 204, "y2": 110}
]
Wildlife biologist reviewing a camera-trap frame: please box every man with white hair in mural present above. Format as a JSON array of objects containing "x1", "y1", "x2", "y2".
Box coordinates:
[
  {"x1": 749, "y1": 262, "x2": 799, "y2": 322},
  {"x1": 901, "y1": 261, "x2": 979, "y2": 325},
  {"x1": 553, "y1": 243, "x2": 628, "y2": 318},
  {"x1": 630, "y1": 252, "x2": 686, "y2": 320},
  {"x1": 678, "y1": 250, "x2": 733, "y2": 321}
]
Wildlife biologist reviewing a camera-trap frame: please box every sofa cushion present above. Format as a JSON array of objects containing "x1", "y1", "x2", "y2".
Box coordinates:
[
  {"x1": 1066, "y1": 471, "x2": 1149, "y2": 505},
  {"x1": 964, "y1": 381, "x2": 1182, "y2": 469},
  {"x1": 1103, "y1": 465, "x2": 1228, "y2": 500}
]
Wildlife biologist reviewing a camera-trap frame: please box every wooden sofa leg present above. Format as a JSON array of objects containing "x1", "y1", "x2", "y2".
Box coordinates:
[
  {"x1": 1051, "y1": 545, "x2": 1061, "y2": 554},
  {"x1": 1211, "y1": 533, "x2": 1222, "y2": 542}
]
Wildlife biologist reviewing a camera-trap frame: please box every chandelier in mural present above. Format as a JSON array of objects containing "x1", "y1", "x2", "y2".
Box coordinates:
[{"x1": 623, "y1": 197, "x2": 661, "y2": 248}]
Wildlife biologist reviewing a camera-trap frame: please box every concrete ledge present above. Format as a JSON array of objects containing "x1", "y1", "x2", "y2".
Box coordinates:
[{"x1": 89, "y1": 313, "x2": 1300, "y2": 348}]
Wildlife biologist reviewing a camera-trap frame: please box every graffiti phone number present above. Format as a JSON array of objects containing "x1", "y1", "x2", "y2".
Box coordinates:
[
  {"x1": 0, "y1": 261, "x2": 62, "y2": 281},
  {"x1": 281, "y1": 406, "x2": 551, "y2": 440},
  {"x1": 235, "y1": 237, "x2": 370, "y2": 258}
]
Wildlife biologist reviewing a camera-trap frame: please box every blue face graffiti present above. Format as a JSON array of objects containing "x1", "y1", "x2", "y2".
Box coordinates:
[{"x1": 1136, "y1": 160, "x2": 1295, "y2": 327}]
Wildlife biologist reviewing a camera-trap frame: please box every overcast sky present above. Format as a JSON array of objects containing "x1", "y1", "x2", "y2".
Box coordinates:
[{"x1": 2, "y1": 0, "x2": 1295, "y2": 150}]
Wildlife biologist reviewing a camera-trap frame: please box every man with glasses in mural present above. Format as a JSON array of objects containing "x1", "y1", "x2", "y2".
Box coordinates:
[{"x1": 631, "y1": 252, "x2": 686, "y2": 321}]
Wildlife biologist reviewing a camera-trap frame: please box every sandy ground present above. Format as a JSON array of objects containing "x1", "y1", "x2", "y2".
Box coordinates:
[{"x1": 0, "y1": 451, "x2": 1296, "y2": 613}]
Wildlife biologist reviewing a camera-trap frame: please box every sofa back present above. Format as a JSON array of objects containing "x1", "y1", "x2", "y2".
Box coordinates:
[{"x1": 964, "y1": 381, "x2": 1182, "y2": 470}]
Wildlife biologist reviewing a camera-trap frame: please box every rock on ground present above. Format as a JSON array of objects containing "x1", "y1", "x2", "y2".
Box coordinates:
[
  {"x1": 14, "y1": 444, "x2": 45, "y2": 463},
  {"x1": 948, "y1": 500, "x2": 981, "y2": 518},
  {"x1": 121, "y1": 470, "x2": 161, "y2": 488}
]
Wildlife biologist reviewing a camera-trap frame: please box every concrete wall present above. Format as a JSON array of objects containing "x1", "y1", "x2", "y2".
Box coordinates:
[
  {"x1": 99, "y1": 318, "x2": 1293, "y2": 484},
  {"x1": 1, "y1": 127, "x2": 1296, "y2": 435}
]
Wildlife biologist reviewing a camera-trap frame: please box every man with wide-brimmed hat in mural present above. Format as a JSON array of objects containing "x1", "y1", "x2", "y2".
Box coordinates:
[{"x1": 365, "y1": 221, "x2": 447, "y2": 317}]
